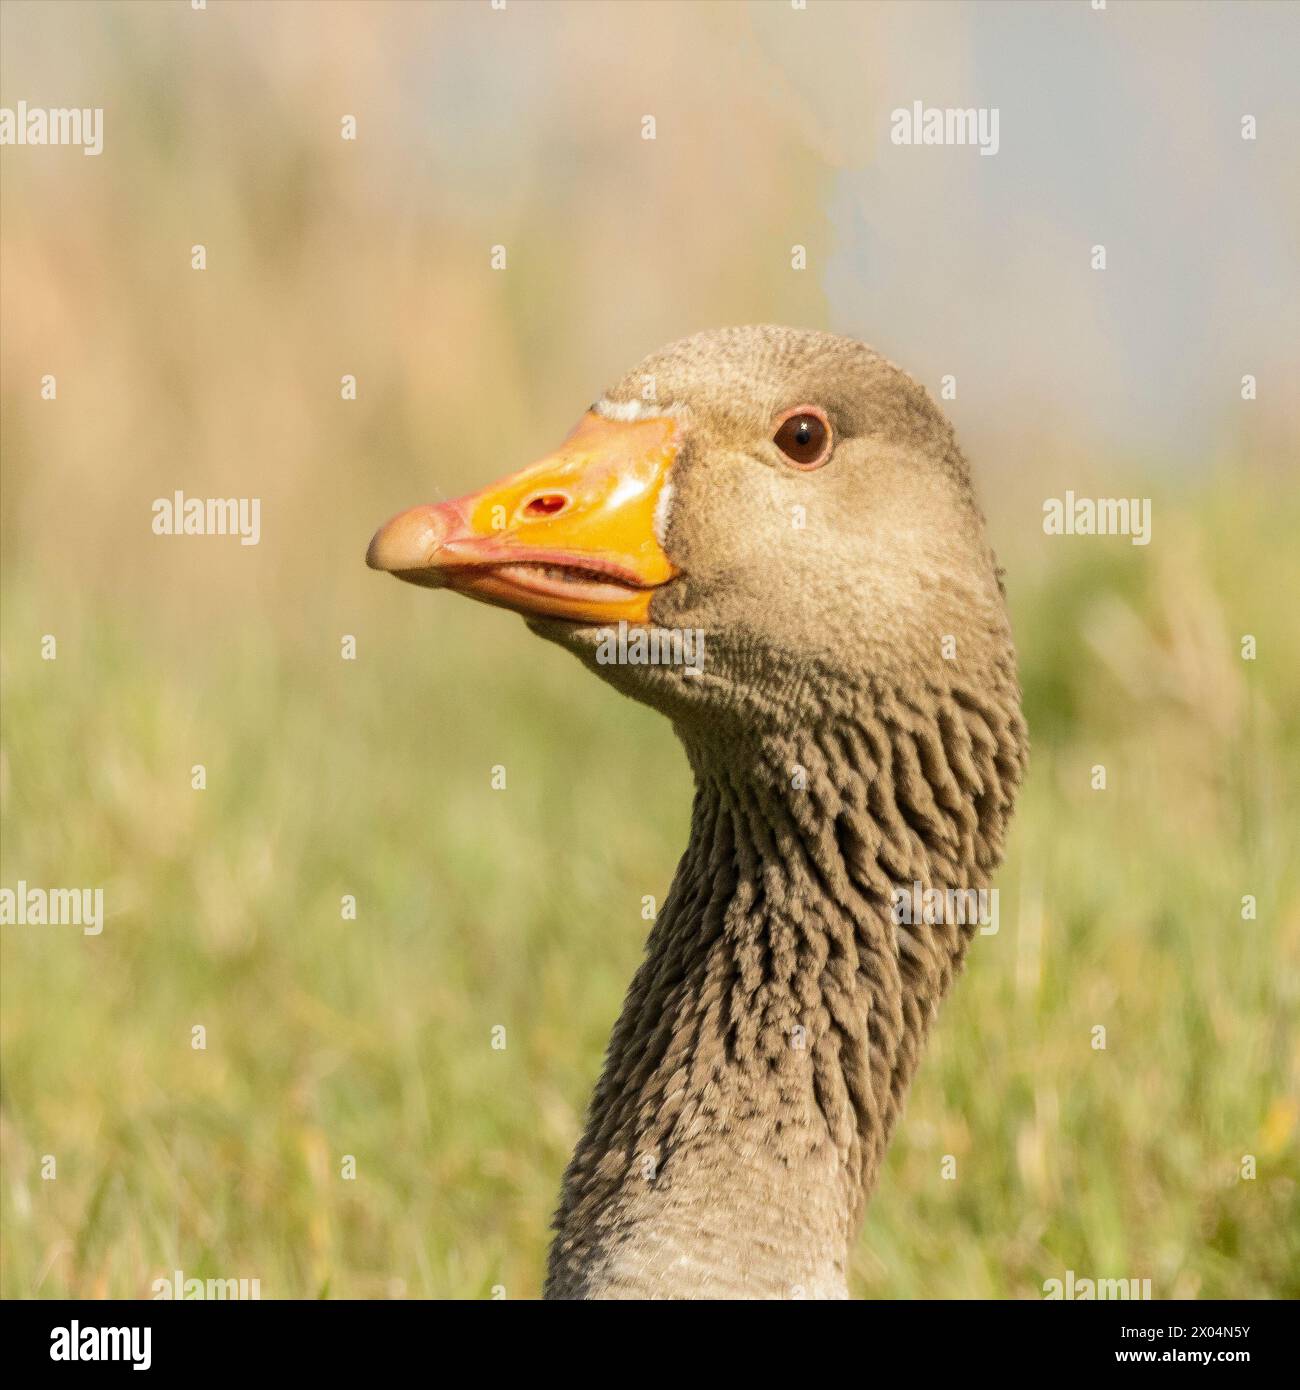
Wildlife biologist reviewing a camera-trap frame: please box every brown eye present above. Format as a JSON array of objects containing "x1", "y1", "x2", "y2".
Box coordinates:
[{"x1": 773, "y1": 406, "x2": 831, "y2": 468}]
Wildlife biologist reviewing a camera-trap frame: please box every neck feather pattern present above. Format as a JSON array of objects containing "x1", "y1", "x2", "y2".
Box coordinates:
[{"x1": 544, "y1": 663, "x2": 1026, "y2": 1299}]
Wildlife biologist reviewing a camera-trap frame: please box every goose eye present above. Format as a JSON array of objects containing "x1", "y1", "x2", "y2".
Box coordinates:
[{"x1": 773, "y1": 407, "x2": 831, "y2": 468}]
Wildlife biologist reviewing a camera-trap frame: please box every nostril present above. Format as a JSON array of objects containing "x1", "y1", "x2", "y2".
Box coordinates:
[{"x1": 523, "y1": 492, "x2": 569, "y2": 518}]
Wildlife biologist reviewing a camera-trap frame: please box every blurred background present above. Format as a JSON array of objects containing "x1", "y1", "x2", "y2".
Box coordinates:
[{"x1": 1, "y1": 0, "x2": 1296, "y2": 1299}]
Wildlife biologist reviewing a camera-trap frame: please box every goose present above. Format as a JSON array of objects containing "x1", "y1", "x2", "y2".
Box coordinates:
[{"x1": 366, "y1": 325, "x2": 1027, "y2": 1300}]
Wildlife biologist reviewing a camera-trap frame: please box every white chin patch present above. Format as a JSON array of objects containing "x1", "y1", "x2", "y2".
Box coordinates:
[{"x1": 653, "y1": 477, "x2": 676, "y2": 548}]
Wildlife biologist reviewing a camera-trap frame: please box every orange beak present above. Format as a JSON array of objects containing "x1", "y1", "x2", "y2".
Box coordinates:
[{"x1": 365, "y1": 411, "x2": 680, "y2": 625}]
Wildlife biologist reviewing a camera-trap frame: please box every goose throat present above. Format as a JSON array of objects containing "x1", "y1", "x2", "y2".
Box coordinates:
[{"x1": 545, "y1": 669, "x2": 1024, "y2": 1300}]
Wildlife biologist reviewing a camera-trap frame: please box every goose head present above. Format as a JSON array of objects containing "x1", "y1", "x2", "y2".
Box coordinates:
[
  {"x1": 367, "y1": 324, "x2": 1013, "y2": 737},
  {"x1": 368, "y1": 325, "x2": 1026, "y2": 1298}
]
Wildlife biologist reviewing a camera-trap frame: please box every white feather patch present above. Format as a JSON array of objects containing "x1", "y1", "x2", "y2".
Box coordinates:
[
  {"x1": 653, "y1": 477, "x2": 676, "y2": 547},
  {"x1": 595, "y1": 397, "x2": 652, "y2": 421},
  {"x1": 594, "y1": 396, "x2": 685, "y2": 422}
]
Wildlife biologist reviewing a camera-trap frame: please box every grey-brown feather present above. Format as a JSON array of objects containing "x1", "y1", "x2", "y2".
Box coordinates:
[{"x1": 538, "y1": 327, "x2": 1028, "y2": 1299}]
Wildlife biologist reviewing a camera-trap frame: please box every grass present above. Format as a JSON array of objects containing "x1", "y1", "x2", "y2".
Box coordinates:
[{"x1": 2, "y1": 476, "x2": 1296, "y2": 1300}]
